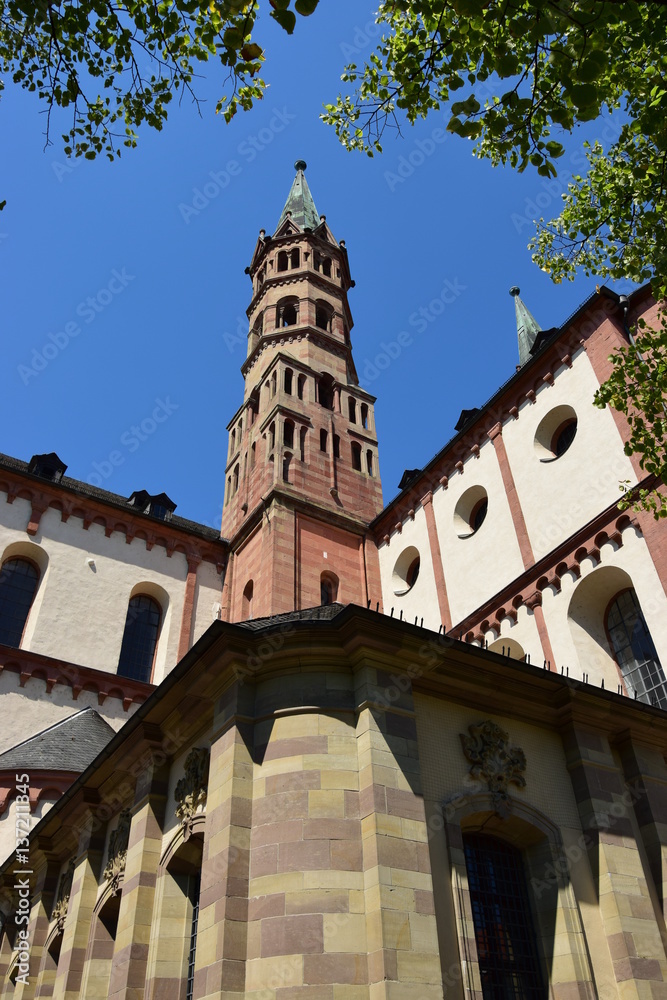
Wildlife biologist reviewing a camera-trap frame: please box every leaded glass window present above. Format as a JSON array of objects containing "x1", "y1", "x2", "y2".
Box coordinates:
[
  {"x1": 0, "y1": 558, "x2": 39, "y2": 647},
  {"x1": 464, "y1": 833, "x2": 546, "y2": 1000},
  {"x1": 607, "y1": 589, "x2": 667, "y2": 709},
  {"x1": 117, "y1": 595, "x2": 161, "y2": 682}
]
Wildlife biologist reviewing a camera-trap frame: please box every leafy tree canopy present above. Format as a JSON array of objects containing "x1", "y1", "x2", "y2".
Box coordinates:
[
  {"x1": 0, "y1": 0, "x2": 317, "y2": 160},
  {"x1": 322, "y1": 0, "x2": 667, "y2": 515}
]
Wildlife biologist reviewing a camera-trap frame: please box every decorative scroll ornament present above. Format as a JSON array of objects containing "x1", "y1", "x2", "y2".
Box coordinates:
[
  {"x1": 460, "y1": 720, "x2": 526, "y2": 816},
  {"x1": 175, "y1": 747, "x2": 210, "y2": 839},
  {"x1": 103, "y1": 809, "x2": 132, "y2": 895},
  {"x1": 52, "y1": 859, "x2": 76, "y2": 932}
]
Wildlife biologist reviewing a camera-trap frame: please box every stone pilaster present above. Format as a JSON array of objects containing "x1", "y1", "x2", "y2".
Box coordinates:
[
  {"x1": 564, "y1": 725, "x2": 667, "y2": 1000},
  {"x1": 51, "y1": 827, "x2": 105, "y2": 1000},
  {"x1": 195, "y1": 682, "x2": 253, "y2": 998},
  {"x1": 615, "y1": 733, "x2": 667, "y2": 918},
  {"x1": 108, "y1": 752, "x2": 168, "y2": 1000},
  {"x1": 355, "y1": 664, "x2": 444, "y2": 1000},
  {"x1": 14, "y1": 857, "x2": 60, "y2": 1000}
]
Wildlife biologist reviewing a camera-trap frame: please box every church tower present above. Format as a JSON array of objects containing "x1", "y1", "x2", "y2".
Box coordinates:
[{"x1": 220, "y1": 161, "x2": 384, "y2": 620}]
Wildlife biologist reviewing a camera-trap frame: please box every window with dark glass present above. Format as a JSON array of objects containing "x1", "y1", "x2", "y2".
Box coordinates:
[
  {"x1": 607, "y1": 588, "x2": 667, "y2": 708},
  {"x1": 320, "y1": 573, "x2": 338, "y2": 606},
  {"x1": 117, "y1": 595, "x2": 161, "y2": 683},
  {"x1": 464, "y1": 833, "x2": 546, "y2": 1000},
  {"x1": 185, "y1": 874, "x2": 201, "y2": 1000},
  {"x1": 0, "y1": 558, "x2": 39, "y2": 647}
]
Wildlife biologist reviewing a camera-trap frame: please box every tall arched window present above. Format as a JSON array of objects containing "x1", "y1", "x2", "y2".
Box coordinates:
[
  {"x1": 283, "y1": 420, "x2": 294, "y2": 449},
  {"x1": 242, "y1": 581, "x2": 254, "y2": 620},
  {"x1": 290, "y1": 248, "x2": 300, "y2": 268},
  {"x1": 282, "y1": 453, "x2": 292, "y2": 483},
  {"x1": 320, "y1": 573, "x2": 339, "y2": 606},
  {"x1": 276, "y1": 297, "x2": 298, "y2": 328},
  {"x1": 360, "y1": 403, "x2": 369, "y2": 429},
  {"x1": 351, "y1": 442, "x2": 362, "y2": 471},
  {"x1": 284, "y1": 368, "x2": 293, "y2": 395},
  {"x1": 366, "y1": 450, "x2": 374, "y2": 476},
  {"x1": 297, "y1": 374, "x2": 306, "y2": 400},
  {"x1": 117, "y1": 595, "x2": 161, "y2": 683},
  {"x1": 463, "y1": 833, "x2": 545, "y2": 1000},
  {"x1": 348, "y1": 397, "x2": 357, "y2": 423},
  {"x1": 0, "y1": 558, "x2": 40, "y2": 647},
  {"x1": 320, "y1": 429, "x2": 328, "y2": 453},
  {"x1": 299, "y1": 427, "x2": 307, "y2": 462},
  {"x1": 606, "y1": 589, "x2": 667, "y2": 708},
  {"x1": 277, "y1": 250, "x2": 289, "y2": 272}
]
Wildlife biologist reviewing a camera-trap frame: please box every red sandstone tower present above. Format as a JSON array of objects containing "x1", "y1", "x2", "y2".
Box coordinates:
[{"x1": 220, "y1": 161, "x2": 384, "y2": 619}]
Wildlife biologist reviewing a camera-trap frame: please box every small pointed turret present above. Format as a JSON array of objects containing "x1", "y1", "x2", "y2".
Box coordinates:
[
  {"x1": 275, "y1": 160, "x2": 321, "y2": 232},
  {"x1": 510, "y1": 286, "x2": 542, "y2": 366}
]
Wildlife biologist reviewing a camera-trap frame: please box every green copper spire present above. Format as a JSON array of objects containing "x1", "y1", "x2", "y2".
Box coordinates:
[
  {"x1": 275, "y1": 160, "x2": 321, "y2": 233},
  {"x1": 510, "y1": 286, "x2": 542, "y2": 366}
]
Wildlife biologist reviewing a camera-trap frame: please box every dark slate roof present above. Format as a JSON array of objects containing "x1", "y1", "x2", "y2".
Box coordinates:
[
  {"x1": 275, "y1": 160, "x2": 321, "y2": 232},
  {"x1": 236, "y1": 603, "x2": 346, "y2": 631},
  {"x1": 0, "y1": 707, "x2": 115, "y2": 772},
  {"x1": 0, "y1": 452, "x2": 223, "y2": 542}
]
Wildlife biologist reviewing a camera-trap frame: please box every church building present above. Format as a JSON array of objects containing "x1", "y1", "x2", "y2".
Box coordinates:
[{"x1": 1, "y1": 162, "x2": 666, "y2": 1000}]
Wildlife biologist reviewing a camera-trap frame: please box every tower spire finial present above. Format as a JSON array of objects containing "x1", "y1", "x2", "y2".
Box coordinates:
[
  {"x1": 510, "y1": 286, "x2": 542, "y2": 366},
  {"x1": 275, "y1": 160, "x2": 320, "y2": 233}
]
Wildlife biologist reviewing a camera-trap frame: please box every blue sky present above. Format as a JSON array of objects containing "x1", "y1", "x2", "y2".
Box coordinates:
[{"x1": 0, "y1": 1, "x2": 631, "y2": 530}]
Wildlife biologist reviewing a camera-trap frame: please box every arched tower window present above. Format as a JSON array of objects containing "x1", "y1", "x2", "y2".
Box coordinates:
[
  {"x1": 366, "y1": 450, "x2": 374, "y2": 476},
  {"x1": 282, "y1": 453, "x2": 292, "y2": 484},
  {"x1": 0, "y1": 557, "x2": 39, "y2": 647},
  {"x1": 277, "y1": 250, "x2": 289, "y2": 272},
  {"x1": 360, "y1": 403, "x2": 369, "y2": 429},
  {"x1": 284, "y1": 368, "x2": 293, "y2": 395},
  {"x1": 250, "y1": 441, "x2": 256, "y2": 468},
  {"x1": 320, "y1": 429, "x2": 328, "y2": 452},
  {"x1": 233, "y1": 464, "x2": 240, "y2": 495},
  {"x1": 348, "y1": 397, "x2": 357, "y2": 423},
  {"x1": 117, "y1": 594, "x2": 161, "y2": 683},
  {"x1": 318, "y1": 373, "x2": 334, "y2": 410},
  {"x1": 315, "y1": 302, "x2": 333, "y2": 332},
  {"x1": 242, "y1": 581, "x2": 254, "y2": 620},
  {"x1": 297, "y1": 374, "x2": 306, "y2": 400},
  {"x1": 300, "y1": 427, "x2": 307, "y2": 462},
  {"x1": 333, "y1": 434, "x2": 340, "y2": 459},
  {"x1": 277, "y1": 297, "x2": 299, "y2": 328},
  {"x1": 290, "y1": 248, "x2": 300, "y2": 268},
  {"x1": 463, "y1": 833, "x2": 545, "y2": 1000},
  {"x1": 606, "y1": 589, "x2": 667, "y2": 708},
  {"x1": 283, "y1": 420, "x2": 295, "y2": 449},
  {"x1": 269, "y1": 422, "x2": 276, "y2": 451},
  {"x1": 351, "y1": 442, "x2": 362, "y2": 471}
]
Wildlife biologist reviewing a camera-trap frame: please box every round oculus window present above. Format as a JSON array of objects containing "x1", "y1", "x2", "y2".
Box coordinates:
[{"x1": 392, "y1": 546, "x2": 421, "y2": 596}]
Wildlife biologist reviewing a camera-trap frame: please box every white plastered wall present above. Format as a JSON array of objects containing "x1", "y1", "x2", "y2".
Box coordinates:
[
  {"x1": 0, "y1": 496, "x2": 223, "y2": 683},
  {"x1": 432, "y1": 437, "x2": 525, "y2": 624},
  {"x1": 501, "y1": 351, "x2": 636, "y2": 561},
  {"x1": 0, "y1": 671, "x2": 134, "y2": 755},
  {"x1": 377, "y1": 508, "x2": 440, "y2": 629},
  {"x1": 541, "y1": 523, "x2": 667, "y2": 689}
]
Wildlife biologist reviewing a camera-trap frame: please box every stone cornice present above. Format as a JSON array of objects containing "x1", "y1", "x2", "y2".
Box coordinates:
[
  {"x1": 0, "y1": 466, "x2": 227, "y2": 567},
  {"x1": 446, "y1": 494, "x2": 649, "y2": 643},
  {"x1": 0, "y1": 643, "x2": 154, "y2": 710}
]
